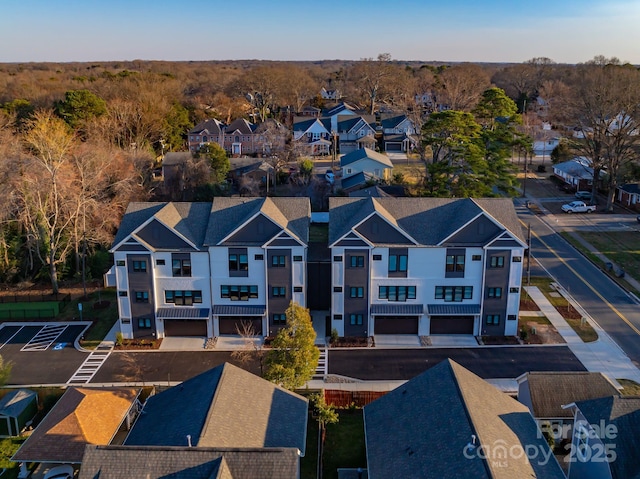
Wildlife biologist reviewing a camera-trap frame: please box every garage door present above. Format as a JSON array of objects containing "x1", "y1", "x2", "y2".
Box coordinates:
[
  {"x1": 219, "y1": 316, "x2": 263, "y2": 335},
  {"x1": 164, "y1": 319, "x2": 208, "y2": 337},
  {"x1": 386, "y1": 143, "x2": 402, "y2": 152},
  {"x1": 375, "y1": 316, "x2": 419, "y2": 334},
  {"x1": 430, "y1": 316, "x2": 475, "y2": 334}
]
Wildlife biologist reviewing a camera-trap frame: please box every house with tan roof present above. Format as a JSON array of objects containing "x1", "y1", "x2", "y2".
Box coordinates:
[{"x1": 12, "y1": 387, "x2": 141, "y2": 472}]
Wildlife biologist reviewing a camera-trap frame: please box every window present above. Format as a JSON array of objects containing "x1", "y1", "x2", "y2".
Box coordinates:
[
  {"x1": 379, "y1": 286, "x2": 416, "y2": 301},
  {"x1": 135, "y1": 291, "x2": 149, "y2": 303},
  {"x1": 138, "y1": 318, "x2": 152, "y2": 329},
  {"x1": 350, "y1": 314, "x2": 364, "y2": 325},
  {"x1": 490, "y1": 256, "x2": 505, "y2": 268},
  {"x1": 472, "y1": 255, "x2": 482, "y2": 261},
  {"x1": 446, "y1": 254, "x2": 465, "y2": 273},
  {"x1": 333, "y1": 286, "x2": 342, "y2": 293},
  {"x1": 333, "y1": 256, "x2": 343, "y2": 262},
  {"x1": 294, "y1": 286, "x2": 303, "y2": 293},
  {"x1": 293, "y1": 255, "x2": 303, "y2": 262},
  {"x1": 388, "y1": 254, "x2": 408, "y2": 273},
  {"x1": 172, "y1": 258, "x2": 191, "y2": 277},
  {"x1": 221, "y1": 285, "x2": 258, "y2": 301},
  {"x1": 273, "y1": 313, "x2": 286, "y2": 324},
  {"x1": 349, "y1": 255, "x2": 365, "y2": 268},
  {"x1": 229, "y1": 249, "x2": 249, "y2": 274},
  {"x1": 132, "y1": 260, "x2": 146, "y2": 272},
  {"x1": 116, "y1": 260, "x2": 125, "y2": 266},
  {"x1": 118, "y1": 291, "x2": 128, "y2": 297},
  {"x1": 255, "y1": 254, "x2": 264, "y2": 260},
  {"x1": 435, "y1": 286, "x2": 473, "y2": 302},
  {"x1": 373, "y1": 255, "x2": 382, "y2": 261},
  {"x1": 334, "y1": 314, "x2": 343, "y2": 320},
  {"x1": 156, "y1": 259, "x2": 165, "y2": 266},
  {"x1": 121, "y1": 318, "x2": 131, "y2": 324},
  {"x1": 512, "y1": 256, "x2": 522, "y2": 263},
  {"x1": 510, "y1": 287, "x2": 520, "y2": 293},
  {"x1": 165, "y1": 290, "x2": 202, "y2": 305},
  {"x1": 272, "y1": 286, "x2": 286, "y2": 297},
  {"x1": 271, "y1": 255, "x2": 286, "y2": 267},
  {"x1": 350, "y1": 287, "x2": 364, "y2": 298},
  {"x1": 508, "y1": 314, "x2": 517, "y2": 321},
  {"x1": 487, "y1": 287, "x2": 503, "y2": 299},
  {"x1": 486, "y1": 314, "x2": 500, "y2": 325}
]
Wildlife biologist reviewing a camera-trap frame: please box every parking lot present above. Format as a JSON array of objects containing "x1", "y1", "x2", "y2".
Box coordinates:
[{"x1": 0, "y1": 322, "x2": 90, "y2": 385}]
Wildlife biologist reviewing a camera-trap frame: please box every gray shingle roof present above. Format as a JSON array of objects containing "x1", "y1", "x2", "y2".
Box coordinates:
[
  {"x1": 190, "y1": 118, "x2": 225, "y2": 135},
  {"x1": 575, "y1": 396, "x2": 640, "y2": 479},
  {"x1": 226, "y1": 118, "x2": 255, "y2": 135},
  {"x1": 523, "y1": 372, "x2": 619, "y2": 419},
  {"x1": 340, "y1": 148, "x2": 393, "y2": 168},
  {"x1": 329, "y1": 197, "x2": 525, "y2": 246},
  {"x1": 0, "y1": 389, "x2": 36, "y2": 418},
  {"x1": 125, "y1": 363, "x2": 308, "y2": 454},
  {"x1": 112, "y1": 202, "x2": 211, "y2": 251},
  {"x1": 204, "y1": 197, "x2": 310, "y2": 246},
  {"x1": 364, "y1": 359, "x2": 565, "y2": 479},
  {"x1": 162, "y1": 152, "x2": 192, "y2": 166},
  {"x1": 79, "y1": 445, "x2": 300, "y2": 479},
  {"x1": 380, "y1": 114, "x2": 409, "y2": 129}
]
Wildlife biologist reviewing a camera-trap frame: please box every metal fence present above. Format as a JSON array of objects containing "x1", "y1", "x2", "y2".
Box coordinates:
[{"x1": 0, "y1": 309, "x2": 58, "y2": 320}]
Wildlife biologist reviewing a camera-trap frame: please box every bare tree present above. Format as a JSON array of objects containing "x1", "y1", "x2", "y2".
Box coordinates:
[
  {"x1": 230, "y1": 321, "x2": 266, "y2": 375},
  {"x1": 437, "y1": 63, "x2": 491, "y2": 112},
  {"x1": 350, "y1": 53, "x2": 395, "y2": 115}
]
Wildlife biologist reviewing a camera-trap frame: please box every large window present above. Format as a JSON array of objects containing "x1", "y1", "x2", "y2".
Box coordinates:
[
  {"x1": 486, "y1": 314, "x2": 500, "y2": 325},
  {"x1": 273, "y1": 313, "x2": 286, "y2": 324},
  {"x1": 349, "y1": 255, "x2": 365, "y2": 268},
  {"x1": 221, "y1": 285, "x2": 258, "y2": 301},
  {"x1": 132, "y1": 260, "x2": 147, "y2": 272},
  {"x1": 172, "y1": 258, "x2": 191, "y2": 277},
  {"x1": 445, "y1": 254, "x2": 465, "y2": 273},
  {"x1": 487, "y1": 287, "x2": 503, "y2": 299},
  {"x1": 350, "y1": 287, "x2": 364, "y2": 298},
  {"x1": 490, "y1": 256, "x2": 505, "y2": 268},
  {"x1": 165, "y1": 290, "x2": 202, "y2": 305},
  {"x1": 138, "y1": 318, "x2": 152, "y2": 329},
  {"x1": 435, "y1": 286, "x2": 473, "y2": 302},
  {"x1": 379, "y1": 286, "x2": 416, "y2": 302},
  {"x1": 229, "y1": 249, "x2": 248, "y2": 275},
  {"x1": 388, "y1": 254, "x2": 408, "y2": 273},
  {"x1": 350, "y1": 314, "x2": 364, "y2": 325},
  {"x1": 272, "y1": 286, "x2": 286, "y2": 297},
  {"x1": 135, "y1": 291, "x2": 149, "y2": 303},
  {"x1": 271, "y1": 255, "x2": 286, "y2": 267}
]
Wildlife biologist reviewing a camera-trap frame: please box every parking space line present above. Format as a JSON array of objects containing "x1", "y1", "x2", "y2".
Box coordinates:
[
  {"x1": 0, "y1": 326, "x2": 24, "y2": 350},
  {"x1": 21, "y1": 324, "x2": 68, "y2": 352}
]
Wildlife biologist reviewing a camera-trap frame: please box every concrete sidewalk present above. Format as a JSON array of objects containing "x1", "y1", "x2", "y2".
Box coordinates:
[{"x1": 525, "y1": 286, "x2": 640, "y2": 384}]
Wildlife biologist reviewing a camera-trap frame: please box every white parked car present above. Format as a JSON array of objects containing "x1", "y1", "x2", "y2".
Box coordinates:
[
  {"x1": 325, "y1": 170, "x2": 335, "y2": 185},
  {"x1": 561, "y1": 201, "x2": 596, "y2": 214},
  {"x1": 43, "y1": 465, "x2": 74, "y2": 479}
]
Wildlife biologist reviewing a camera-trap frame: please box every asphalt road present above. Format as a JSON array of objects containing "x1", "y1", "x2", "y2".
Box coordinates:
[
  {"x1": 328, "y1": 346, "x2": 585, "y2": 380},
  {"x1": 519, "y1": 205, "x2": 640, "y2": 366}
]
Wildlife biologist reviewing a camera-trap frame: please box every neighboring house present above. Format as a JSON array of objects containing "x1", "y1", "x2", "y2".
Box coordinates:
[
  {"x1": 533, "y1": 136, "x2": 560, "y2": 157},
  {"x1": 340, "y1": 148, "x2": 393, "y2": 181},
  {"x1": 380, "y1": 115, "x2": 418, "y2": 152},
  {"x1": 0, "y1": 389, "x2": 37, "y2": 438},
  {"x1": 348, "y1": 185, "x2": 392, "y2": 198},
  {"x1": 188, "y1": 118, "x2": 285, "y2": 157},
  {"x1": 340, "y1": 171, "x2": 376, "y2": 194},
  {"x1": 335, "y1": 115, "x2": 376, "y2": 154},
  {"x1": 553, "y1": 157, "x2": 603, "y2": 191},
  {"x1": 329, "y1": 197, "x2": 527, "y2": 337},
  {"x1": 517, "y1": 372, "x2": 619, "y2": 442},
  {"x1": 320, "y1": 87, "x2": 341, "y2": 101},
  {"x1": 79, "y1": 445, "x2": 301, "y2": 479},
  {"x1": 125, "y1": 363, "x2": 308, "y2": 456},
  {"x1": 108, "y1": 197, "x2": 310, "y2": 339},
  {"x1": 292, "y1": 117, "x2": 332, "y2": 156},
  {"x1": 299, "y1": 105, "x2": 321, "y2": 117},
  {"x1": 188, "y1": 118, "x2": 225, "y2": 153},
  {"x1": 323, "y1": 102, "x2": 358, "y2": 132},
  {"x1": 616, "y1": 183, "x2": 640, "y2": 210},
  {"x1": 12, "y1": 387, "x2": 140, "y2": 472},
  {"x1": 161, "y1": 152, "x2": 192, "y2": 192},
  {"x1": 567, "y1": 396, "x2": 640, "y2": 479},
  {"x1": 363, "y1": 359, "x2": 565, "y2": 479}
]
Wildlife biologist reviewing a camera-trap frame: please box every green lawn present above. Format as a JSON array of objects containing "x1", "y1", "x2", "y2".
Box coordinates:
[
  {"x1": 309, "y1": 224, "x2": 329, "y2": 243},
  {"x1": 322, "y1": 411, "x2": 367, "y2": 479},
  {"x1": 59, "y1": 289, "x2": 119, "y2": 347},
  {"x1": 0, "y1": 437, "x2": 26, "y2": 478}
]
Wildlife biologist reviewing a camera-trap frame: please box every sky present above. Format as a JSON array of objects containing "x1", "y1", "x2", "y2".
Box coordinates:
[{"x1": 2, "y1": 0, "x2": 640, "y2": 64}]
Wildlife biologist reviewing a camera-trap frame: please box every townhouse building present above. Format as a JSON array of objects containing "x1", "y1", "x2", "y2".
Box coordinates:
[
  {"x1": 328, "y1": 197, "x2": 526, "y2": 338},
  {"x1": 108, "y1": 198, "x2": 310, "y2": 339}
]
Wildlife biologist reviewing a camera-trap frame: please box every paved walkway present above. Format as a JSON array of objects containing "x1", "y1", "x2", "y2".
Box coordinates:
[{"x1": 525, "y1": 286, "x2": 640, "y2": 384}]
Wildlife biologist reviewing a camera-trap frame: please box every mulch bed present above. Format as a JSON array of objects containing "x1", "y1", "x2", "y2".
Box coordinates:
[
  {"x1": 115, "y1": 338, "x2": 163, "y2": 350},
  {"x1": 330, "y1": 337, "x2": 372, "y2": 348},
  {"x1": 555, "y1": 305, "x2": 583, "y2": 320},
  {"x1": 481, "y1": 336, "x2": 520, "y2": 345},
  {"x1": 520, "y1": 298, "x2": 540, "y2": 311}
]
